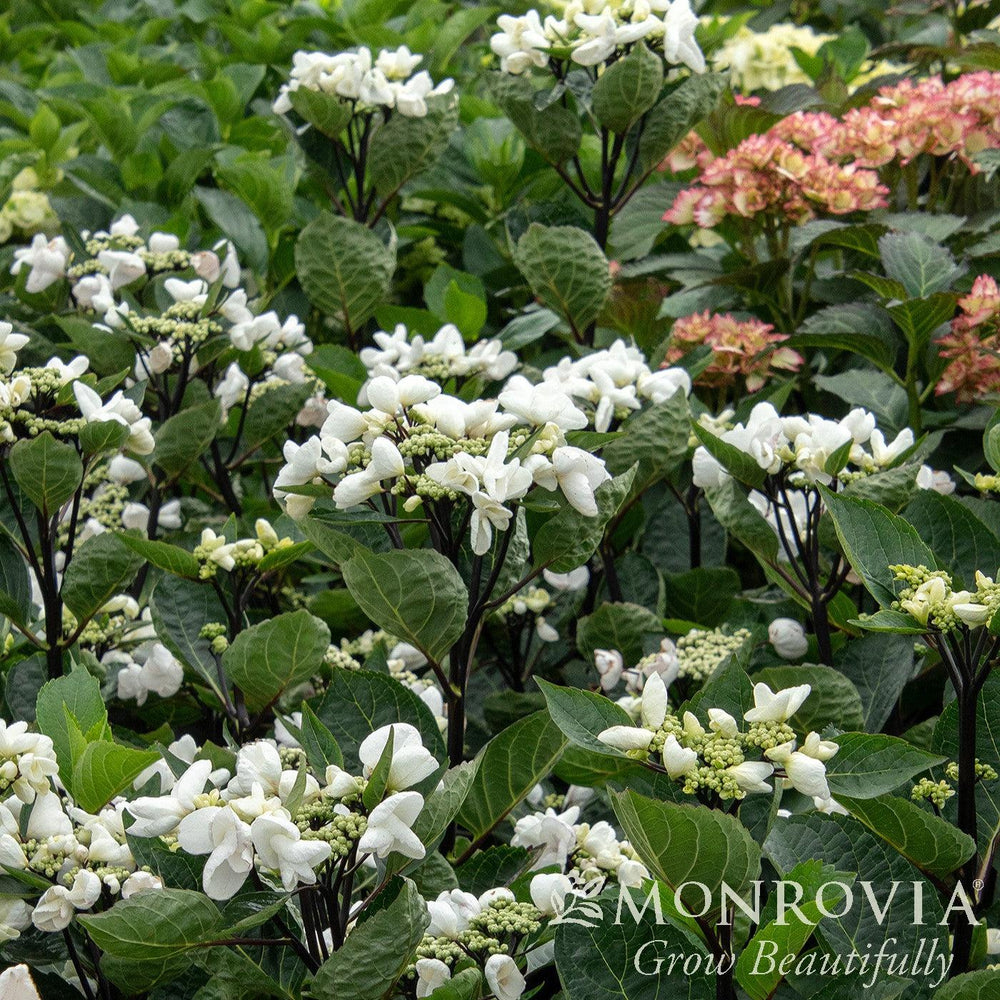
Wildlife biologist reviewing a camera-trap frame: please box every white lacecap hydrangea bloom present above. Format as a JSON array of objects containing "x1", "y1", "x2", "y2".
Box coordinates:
[
  {"x1": 7, "y1": 215, "x2": 324, "y2": 431},
  {"x1": 273, "y1": 46, "x2": 453, "y2": 119},
  {"x1": 491, "y1": 0, "x2": 705, "y2": 75}
]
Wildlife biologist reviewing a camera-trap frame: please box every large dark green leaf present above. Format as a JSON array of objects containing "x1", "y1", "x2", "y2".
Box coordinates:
[
  {"x1": 341, "y1": 548, "x2": 467, "y2": 667},
  {"x1": 222, "y1": 610, "x2": 330, "y2": 711},
  {"x1": 314, "y1": 668, "x2": 446, "y2": 763},
  {"x1": 457, "y1": 711, "x2": 567, "y2": 842},
  {"x1": 611, "y1": 790, "x2": 761, "y2": 919}
]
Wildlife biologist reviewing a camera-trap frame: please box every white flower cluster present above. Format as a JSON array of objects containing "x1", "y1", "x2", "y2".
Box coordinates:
[
  {"x1": 191, "y1": 519, "x2": 294, "y2": 580},
  {"x1": 416, "y1": 888, "x2": 539, "y2": 999},
  {"x1": 0, "y1": 346, "x2": 155, "y2": 457},
  {"x1": 359, "y1": 323, "x2": 517, "y2": 396},
  {"x1": 0, "y1": 722, "x2": 176, "y2": 942},
  {"x1": 9, "y1": 214, "x2": 326, "y2": 430},
  {"x1": 520, "y1": 338, "x2": 692, "y2": 433},
  {"x1": 692, "y1": 401, "x2": 915, "y2": 490},
  {"x1": 124, "y1": 722, "x2": 437, "y2": 900},
  {"x1": 418, "y1": 950, "x2": 525, "y2": 1000},
  {"x1": 891, "y1": 564, "x2": 1000, "y2": 631},
  {"x1": 597, "y1": 672, "x2": 840, "y2": 802},
  {"x1": 511, "y1": 796, "x2": 648, "y2": 887},
  {"x1": 594, "y1": 639, "x2": 678, "y2": 694},
  {"x1": 110, "y1": 641, "x2": 185, "y2": 707},
  {"x1": 273, "y1": 46, "x2": 454, "y2": 119},
  {"x1": 594, "y1": 627, "x2": 755, "y2": 693},
  {"x1": 0, "y1": 322, "x2": 29, "y2": 375},
  {"x1": 0, "y1": 720, "x2": 58, "y2": 805},
  {"x1": 491, "y1": 0, "x2": 704, "y2": 73},
  {"x1": 494, "y1": 585, "x2": 560, "y2": 642},
  {"x1": 275, "y1": 372, "x2": 612, "y2": 554}
]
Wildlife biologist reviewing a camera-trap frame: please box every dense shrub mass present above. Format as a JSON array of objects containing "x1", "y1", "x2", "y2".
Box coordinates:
[{"x1": 3, "y1": 1, "x2": 1000, "y2": 997}]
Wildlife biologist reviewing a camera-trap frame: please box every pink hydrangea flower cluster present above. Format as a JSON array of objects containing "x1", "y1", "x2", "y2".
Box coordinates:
[
  {"x1": 663, "y1": 310, "x2": 803, "y2": 392},
  {"x1": 936, "y1": 275, "x2": 1000, "y2": 402},
  {"x1": 787, "y1": 73, "x2": 1000, "y2": 169},
  {"x1": 663, "y1": 73, "x2": 1000, "y2": 230},
  {"x1": 664, "y1": 133, "x2": 889, "y2": 228}
]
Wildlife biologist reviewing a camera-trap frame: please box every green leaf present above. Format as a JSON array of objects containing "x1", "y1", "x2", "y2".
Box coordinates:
[
  {"x1": 341, "y1": 549, "x2": 468, "y2": 667},
  {"x1": 258, "y1": 540, "x2": 311, "y2": 573},
  {"x1": 532, "y1": 466, "x2": 636, "y2": 573},
  {"x1": 985, "y1": 411, "x2": 1000, "y2": 474},
  {"x1": 222, "y1": 610, "x2": 330, "y2": 711},
  {"x1": 764, "y1": 813, "x2": 948, "y2": 983},
  {"x1": 295, "y1": 212, "x2": 395, "y2": 331},
  {"x1": 117, "y1": 534, "x2": 201, "y2": 579},
  {"x1": 150, "y1": 577, "x2": 226, "y2": 687},
  {"x1": 153, "y1": 399, "x2": 221, "y2": 480},
  {"x1": 555, "y1": 885, "x2": 714, "y2": 999},
  {"x1": 306, "y1": 878, "x2": 428, "y2": 1000},
  {"x1": 637, "y1": 72, "x2": 728, "y2": 172},
  {"x1": 289, "y1": 87, "x2": 352, "y2": 137},
  {"x1": 835, "y1": 633, "x2": 916, "y2": 730},
  {"x1": 491, "y1": 74, "x2": 581, "y2": 164},
  {"x1": 72, "y1": 741, "x2": 160, "y2": 813},
  {"x1": 838, "y1": 461, "x2": 918, "y2": 510},
  {"x1": 736, "y1": 860, "x2": 851, "y2": 1000},
  {"x1": 685, "y1": 654, "x2": 756, "y2": 722},
  {"x1": 9, "y1": 431, "x2": 83, "y2": 514},
  {"x1": 443, "y1": 280, "x2": 487, "y2": 338},
  {"x1": 127, "y1": 831, "x2": 206, "y2": 891},
  {"x1": 576, "y1": 601, "x2": 662, "y2": 665},
  {"x1": 78, "y1": 419, "x2": 131, "y2": 455},
  {"x1": 299, "y1": 515, "x2": 371, "y2": 566},
  {"x1": 80, "y1": 889, "x2": 223, "y2": 993},
  {"x1": 820, "y1": 489, "x2": 937, "y2": 607},
  {"x1": 849, "y1": 609, "x2": 924, "y2": 634},
  {"x1": 455, "y1": 845, "x2": 529, "y2": 895},
  {"x1": 878, "y1": 231, "x2": 962, "y2": 297},
  {"x1": 591, "y1": 42, "x2": 663, "y2": 133},
  {"x1": 886, "y1": 292, "x2": 957, "y2": 351},
  {"x1": 362, "y1": 727, "x2": 395, "y2": 811},
  {"x1": 753, "y1": 665, "x2": 864, "y2": 734},
  {"x1": 610, "y1": 789, "x2": 761, "y2": 919},
  {"x1": 791, "y1": 303, "x2": 898, "y2": 371},
  {"x1": 368, "y1": 93, "x2": 458, "y2": 196},
  {"x1": 297, "y1": 702, "x2": 344, "y2": 773},
  {"x1": 824, "y1": 732, "x2": 945, "y2": 798},
  {"x1": 603, "y1": 392, "x2": 690, "y2": 499},
  {"x1": 196, "y1": 186, "x2": 269, "y2": 272},
  {"x1": 536, "y1": 678, "x2": 635, "y2": 759},
  {"x1": 457, "y1": 711, "x2": 567, "y2": 842},
  {"x1": 0, "y1": 533, "x2": 31, "y2": 627},
  {"x1": 902, "y1": 490, "x2": 1000, "y2": 590},
  {"x1": 512, "y1": 224, "x2": 611, "y2": 338},
  {"x1": 61, "y1": 533, "x2": 144, "y2": 622},
  {"x1": 834, "y1": 794, "x2": 975, "y2": 879},
  {"x1": 191, "y1": 948, "x2": 292, "y2": 1000},
  {"x1": 238, "y1": 383, "x2": 312, "y2": 457},
  {"x1": 692, "y1": 422, "x2": 765, "y2": 488},
  {"x1": 935, "y1": 970, "x2": 1000, "y2": 999},
  {"x1": 661, "y1": 567, "x2": 741, "y2": 627},
  {"x1": 35, "y1": 664, "x2": 108, "y2": 783},
  {"x1": 702, "y1": 480, "x2": 778, "y2": 562},
  {"x1": 4, "y1": 655, "x2": 45, "y2": 722},
  {"x1": 314, "y1": 668, "x2": 446, "y2": 763},
  {"x1": 424, "y1": 968, "x2": 482, "y2": 1000}
]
